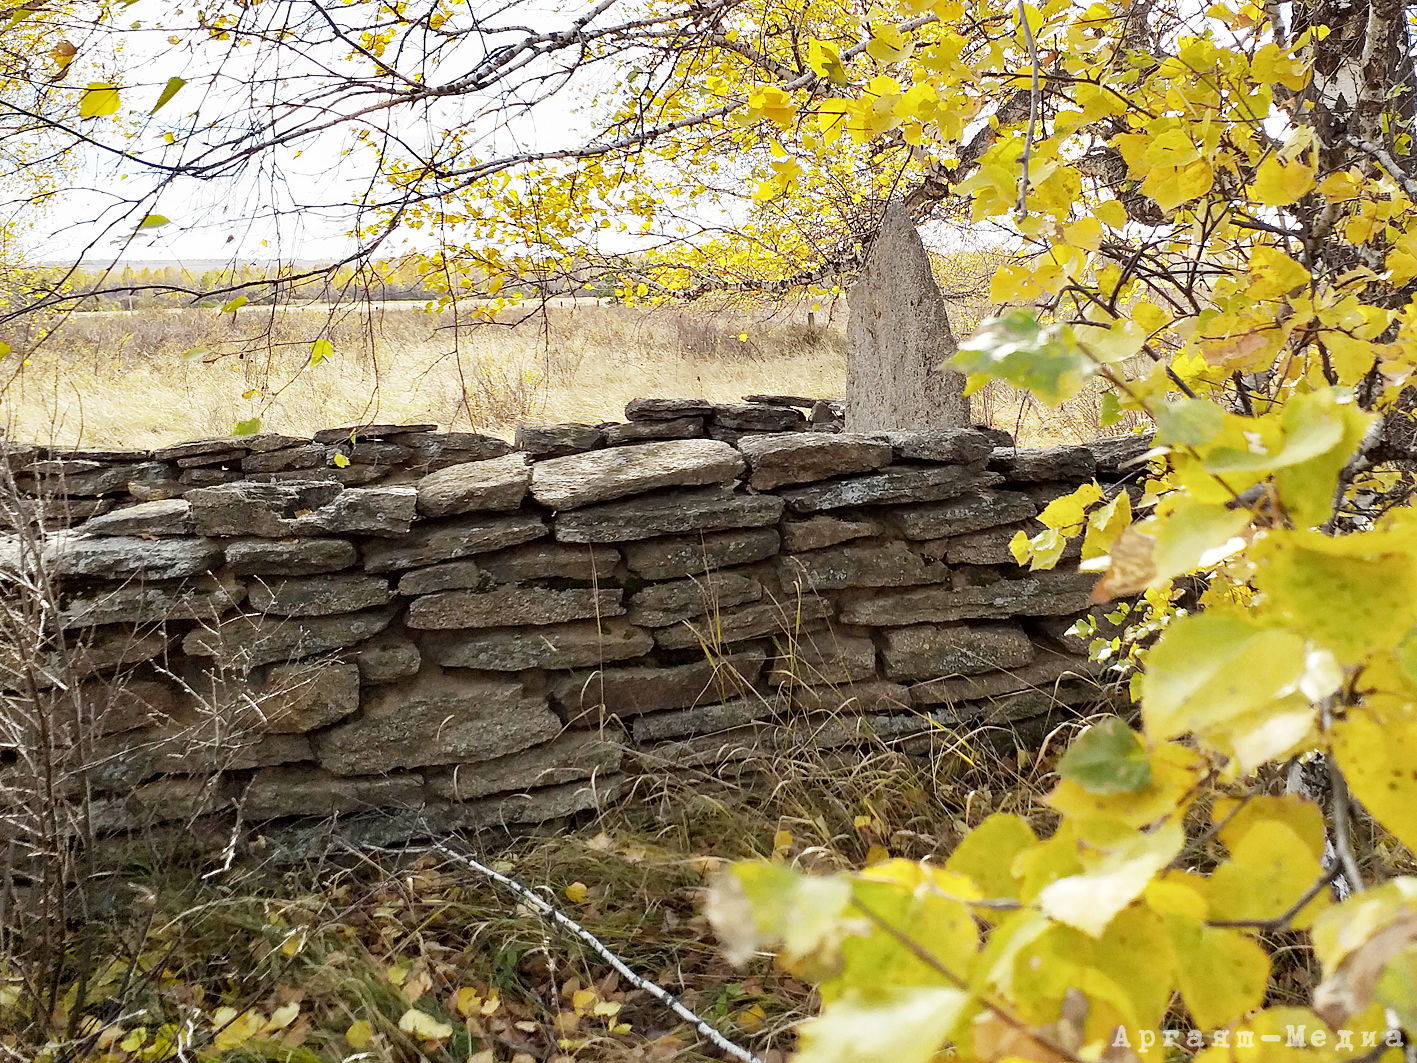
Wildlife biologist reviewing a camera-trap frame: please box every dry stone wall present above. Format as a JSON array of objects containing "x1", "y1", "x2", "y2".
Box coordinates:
[{"x1": 0, "y1": 397, "x2": 1149, "y2": 849}]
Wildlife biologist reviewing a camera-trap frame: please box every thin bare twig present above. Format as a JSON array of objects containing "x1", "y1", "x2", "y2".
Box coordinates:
[
  {"x1": 365, "y1": 840, "x2": 767, "y2": 1063},
  {"x1": 1015, "y1": 0, "x2": 1042, "y2": 215}
]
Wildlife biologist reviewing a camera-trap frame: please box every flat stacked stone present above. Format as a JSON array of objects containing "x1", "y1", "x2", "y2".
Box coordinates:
[
  {"x1": 514, "y1": 423, "x2": 603, "y2": 458},
  {"x1": 531, "y1": 439, "x2": 744, "y2": 510},
  {"x1": 736, "y1": 433, "x2": 892, "y2": 490},
  {"x1": 555, "y1": 486, "x2": 783, "y2": 543}
]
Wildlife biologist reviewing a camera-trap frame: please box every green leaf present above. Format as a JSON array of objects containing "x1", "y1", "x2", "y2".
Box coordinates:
[
  {"x1": 796, "y1": 987, "x2": 968, "y2": 1063},
  {"x1": 1153, "y1": 398, "x2": 1226, "y2": 448},
  {"x1": 0, "y1": 340, "x2": 10, "y2": 358},
  {"x1": 1099, "y1": 391, "x2": 1123, "y2": 429},
  {"x1": 233, "y1": 417, "x2": 261, "y2": 436},
  {"x1": 150, "y1": 75, "x2": 186, "y2": 114},
  {"x1": 137, "y1": 214, "x2": 169, "y2": 230},
  {"x1": 1058, "y1": 717, "x2": 1152, "y2": 795},
  {"x1": 309, "y1": 338, "x2": 334, "y2": 365},
  {"x1": 951, "y1": 311, "x2": 1095, "y2": 404},
  {"x1": 79, "y1": 82, "x2": 120, "y2": 118},
  {"x1": 219, "y1": 295, "x2": 248, "y2": 314}
]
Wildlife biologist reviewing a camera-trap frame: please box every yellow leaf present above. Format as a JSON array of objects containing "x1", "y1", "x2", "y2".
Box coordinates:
[
  {"x1": 1253, "y1": 155, "x2": 1316, "y2": 207},
  {"x1": 1333, "y1": 709, "x2": 1417, "y2": 855},
  {"x1": 865, "y1": 23, "x2": 914, "y2": 63},
  {"x1": 332, "y1": 452, "x2": 351, "y2": 468},
  {"x1": 564, "y1": 881, "x2": 588, "y2": 903},
  {"x1": 265, "y1": 1002, "x2": 300, "y2": 1032},
  {"x1": 1206, "y1": 810, "x2": 1329, "y2": 929},
  {"x1": 80, "y1": 82, "x2": 120, "y2": 118},
  {"x1": 1163, "y1": 916, "x2": 1272, "y2": 1029},
  {"x1": 737, "y1": 1003, "x2": 767, "y2": 1031},
  {"x1": 1094, "y1": 199, "x2": 1128, "y2": 228},
  {"x1": 397, "y1": 1009, "x2": 453, "y2": 1041},
  {"x1": 1037, "y1": 820, "x2": 1184, "y2": 937},
  {"x1": 1247, "y1": 244, "x2": 1310, "y2": 300},
  {"x1": 453, "y1": 987, "x2": 482, "y2": 1017},
  {"x1": 808, "y1": 40, "x2": 848, "y2": 82},
  {"x1": 213, "y1": 1010, "x2": 265, "y2": 1052}
]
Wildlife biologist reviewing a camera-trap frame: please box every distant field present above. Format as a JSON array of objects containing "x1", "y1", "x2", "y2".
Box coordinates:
[{"x1": 0, "y1": 297, "x2": 1122, "y2": 448}]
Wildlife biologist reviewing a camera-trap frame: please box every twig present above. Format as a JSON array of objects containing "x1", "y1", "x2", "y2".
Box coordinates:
[
  {"x1": 1344, "y1": 136, "x2": 1417, "y2": 201},
  {"x1": 1016, "y1": 0, "x2": 1042, "y2": 216},
  {"x1": 1206, "y1": 865, "x2": 1341, "y2": 929},
  {"x1": 369, "y1": 840, "x2": 768, "y2": 1063},
  {"x1": 1327, "y1": 757, "x2": 1366, "y2": 894}
]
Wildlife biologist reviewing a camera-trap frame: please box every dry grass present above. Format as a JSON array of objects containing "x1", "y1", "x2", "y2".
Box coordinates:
[{"x1": 0, "y1": 296, "x2": 1130, "y2": 448}]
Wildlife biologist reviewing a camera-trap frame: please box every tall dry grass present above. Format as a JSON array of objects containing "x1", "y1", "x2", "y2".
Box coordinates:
[{"x1": 0, "y1": 294, "x2": 1134, "y2": 447}]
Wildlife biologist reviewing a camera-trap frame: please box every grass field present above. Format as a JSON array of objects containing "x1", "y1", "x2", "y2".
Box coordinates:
[{"x1": 0, "y1": 297, "x2": 1123, "y2": 448}]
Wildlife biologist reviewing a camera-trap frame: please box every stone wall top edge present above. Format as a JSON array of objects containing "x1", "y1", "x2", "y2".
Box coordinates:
[{"x1": 1, "y1": 395, "x2": 1150, "y2": 471}]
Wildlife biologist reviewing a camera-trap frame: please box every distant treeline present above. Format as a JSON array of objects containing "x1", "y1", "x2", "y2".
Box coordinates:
[{"x1": 32, "y1": 259, "x2": 619, "y2": 311}]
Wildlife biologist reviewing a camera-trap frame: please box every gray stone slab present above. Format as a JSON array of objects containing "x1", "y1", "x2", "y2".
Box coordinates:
[
  {"x1": 186, "y1": 480, "x2": 342, "y2": 537},
  {"x1": 653, "y1": 596, "x2": 832, "y2": 650},
  {"x1": 767, "y1": 632, "x2": 877, "y2": 686},
  {"x1": 736, "y1": 433, "x2": 893, "y2": 490},
  {"x1": 422, "y1": 618, "x2": 654, "y2": 671},
  {"x1": 416, "y1": 454, "x2": 532, "y2": 517},
  {"x1": 709, "y1": 404, "x2": 806, "y2": 432},
  {"x1": 182, "y1": 606, "x2": 398, "y2": 667},
  {"x1": 627, "y1": 571, "x2": 762, "y2": 627},
  {"x1": 224, "y1": 538, "x2": 358, "y2": 575},
  {"x1": 530, "y1": 439, "x2": 744, "y2": 510},
  {"x1": 247, "y1": 573, "x2": 394, "y2": 617},
  {"x1": 549, "y1": 651, "x2": 765, "y2": 723},
  {"x1": 879, "y1": 622, "x2": 1035, "y2": 681},
  {"x1": 837, "y1": 571, "x2": 1094, "y2": 625},
  {"x1": 241, "y1": 444, "x2": 328, "y2": 473},
  {"x1": 397, "y1": 560, "x2": 486, "y2": 596},
  {"x1": 778, "y1": 464, "x2": 997, "y2": 513},
  {"x1": 555, "y1": 486, "x2": 783, "y2": 543},
  {"x1": 622, "y1": 527, "x2": 780, "y2": 580},
  {"x1": 872, "y1": 428, "x2": 994, "y2": 466},
  {"x1": 313, "y1": 672, "x2": 556, "y2": 774},
  {"x1": 352, "y1": 635, "x2": 422, "y2": 683},
  {"x1": 242, "y1": 767, "x2": 425, "y2": 820},
  {"x1": 58, "y1": 574, "x2": 245, "y2": 630},
  {"x1": 256, "y1": 659, "x2": 362, "y2": 732},
  {"x1": 990, "y1": 445, "x2": 1097, "y2": 482},
  {"x1": 625, "y1": 397, "x2": 714, "y2": 420},
  {"x1": 427, "y1": 732, "x2": 625, "y2": 801},
  {"x1": 361, "y1": 513, "x2": 547, "y2": 572},
  {"x1": 780, "y1": 515, "x2": 880, "y2": 553},
  {"x1": 0, "y1": 532, "x2": 220, "y2": 580},
  {"x1": 889, "y1": 488, "x2": 1038, "y2": 539},
  {"x1": 778, "y1": 540, "x2": 949, "y2": 590},
  {"x1": 603, "y1": 417, "x2": 704, "y2": 445},
  {"x1": 81, "y1": 499, "x2": 193, "y2": 537},
  {"x1": 406, "y1": 586, "x2": 624, "y2": 629},
  {"x1": 312, "y1": 423, "x2": 437, "y2": 444},
  {"x1": 292, "y1": 486, "x2": 418, "y2": 537},
  {"x1": 514, "y1": 422, "x2": 603, "y2": 458},
  {"x1": 478, "y1": 542, "x2": 620, "y2": 583},
  {"x1": 909, "y1": 651, "x2": 1100, "y2": 706}
]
